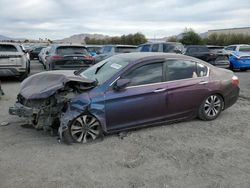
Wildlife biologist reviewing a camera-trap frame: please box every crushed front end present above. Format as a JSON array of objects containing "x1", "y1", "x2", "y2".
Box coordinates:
[{"x1": 9, "y1": 70, "x2": 96, "y2": 135}]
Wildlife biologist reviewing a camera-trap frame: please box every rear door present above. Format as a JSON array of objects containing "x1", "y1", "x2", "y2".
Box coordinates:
[
  {"x1": 163, "y1": 59, "x2": 210, "y2": 119},
  {"x1": 105, "y1": 61, "x2": 168, "y2": 132}
]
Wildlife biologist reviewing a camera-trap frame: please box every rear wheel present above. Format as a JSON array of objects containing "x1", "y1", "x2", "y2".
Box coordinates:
[
  {"x1": 63, "y1": 114, "x2": 103, "y2": 144},
  {"x1": 198, "y1": 94, "x2": 223, "y2": 121}
]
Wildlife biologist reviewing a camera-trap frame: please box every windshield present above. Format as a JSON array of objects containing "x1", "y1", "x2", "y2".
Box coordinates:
[
  {"x1": 239, "y1": 46, "x2": 250, "y2": 52},
  {"x1": 56, "y1": 46, "x2": 89, "y2": 55},
  {"x1": 80, "y1": 56, "x2": 129, "y2": 85}
]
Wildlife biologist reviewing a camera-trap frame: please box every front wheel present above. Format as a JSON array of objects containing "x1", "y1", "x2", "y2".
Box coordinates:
[
  {"x1": 198, "y1": 94, "x2": 223, "y2": 121},
  {"x1": 63, "y1": 114, "x2": 103, "y2": 144}
]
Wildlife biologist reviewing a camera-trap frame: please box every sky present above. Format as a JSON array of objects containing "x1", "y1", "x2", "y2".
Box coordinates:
[{"x1": 0, "y1": 0, "x2": 249, "y2": 39}]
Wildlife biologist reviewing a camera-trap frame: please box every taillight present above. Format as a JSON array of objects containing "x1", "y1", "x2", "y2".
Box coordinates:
[
  {"x1": 51, "y1": 55, "x2": 63, "y2": 60},
  {"x1": 232, "y1": 75, "x2": 239, "y2": 86},
  {"x1": 85, "y1": 55, "x2": 93, "y2": 60}
]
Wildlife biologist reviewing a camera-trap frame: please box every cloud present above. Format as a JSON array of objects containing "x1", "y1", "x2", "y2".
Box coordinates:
[{"x1": 0, "y1": 0, "x2": 249, "y2": 39}]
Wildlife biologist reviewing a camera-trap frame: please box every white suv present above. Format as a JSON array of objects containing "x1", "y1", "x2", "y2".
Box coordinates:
[{"x1": 0, "y1": 43, "x2": 30, "y2": 81}]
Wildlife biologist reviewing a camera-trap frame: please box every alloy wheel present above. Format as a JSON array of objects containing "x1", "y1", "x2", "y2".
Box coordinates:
[
  {"x1": 204, "y1": 95, "x2": 222, "y2": 118},
  {"x1": 70, "y1": 114, "x2": 101, "y2": 143}
]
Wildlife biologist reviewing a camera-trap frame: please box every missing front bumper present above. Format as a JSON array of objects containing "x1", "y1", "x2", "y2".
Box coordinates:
[{"x1": 9, "y1": 103, "x2": 33, "y2": 117}]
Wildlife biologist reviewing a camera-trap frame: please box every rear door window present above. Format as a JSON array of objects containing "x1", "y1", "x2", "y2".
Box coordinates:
[
  {"x1": 0, "y1": 45, "x2": 18, "y2": 52},
  {"x1": 165, "y1": 60, "x2": 207, "y2": 81}
]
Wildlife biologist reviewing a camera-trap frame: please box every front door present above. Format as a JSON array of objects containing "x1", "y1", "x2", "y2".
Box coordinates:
[{"x1": 105, "y1": 62, "x2": 167, "y2": 132}]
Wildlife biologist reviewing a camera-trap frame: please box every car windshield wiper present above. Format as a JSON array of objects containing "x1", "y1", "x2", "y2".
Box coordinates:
[{"x1": 95, "y1": 62, "x2": 107, "y2": 74}]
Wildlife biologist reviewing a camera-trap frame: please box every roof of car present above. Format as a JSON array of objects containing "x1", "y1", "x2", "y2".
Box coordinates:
[
  {"x1": 112, "y1": 52, "x2": 198, "y2": 62},
  {"x1": 185, "y1": 45, "x2": 207, "y2": 48},
  {"x1": 103, "y1": 44, "x2": 137, "y2": 48},
  {"x1": 140, "y1": 42, "x2": 182, "y2": 45}
]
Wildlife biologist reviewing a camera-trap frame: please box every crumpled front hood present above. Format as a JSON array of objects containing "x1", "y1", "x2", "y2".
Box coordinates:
[{"x1": 19, "y1": 70, "x2": 95, "y2": 99}]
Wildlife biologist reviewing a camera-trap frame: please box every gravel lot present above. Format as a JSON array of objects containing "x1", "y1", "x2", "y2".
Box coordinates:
[{"x1": 0, "y1": 61, "x2": 250, "y2": 188}]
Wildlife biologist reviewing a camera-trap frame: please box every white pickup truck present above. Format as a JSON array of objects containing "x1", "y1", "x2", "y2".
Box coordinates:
[{"x1": 0, "y1": 43, "x2": 30, "y2": 81}]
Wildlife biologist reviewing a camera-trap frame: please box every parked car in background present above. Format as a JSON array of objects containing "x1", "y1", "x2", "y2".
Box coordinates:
[
  {"x1": 9, "y1": 53, "x2": 239, "y2": 144},
  {"x1": 227, "y1": 44, "x2": 250, "y2": 71},
  {"x1": 86, "y1": 45, "x2": 102, "y2": 56},
  {"x1": 223, "y1": 45, "x2": 238, "y2": 55},
  {"x1": 94, "y1": 45, "x2": 137, "y2": 63},
  {"x1": 0, "y1": 43, "x2": 30, "y2": 81},
  {"x1": 38, "y1": 46, "x2": 51, "y2": 69},
  {"x1": 184, "y1": 45, "x2": 230, "y2": 68},
  {"x1": 20, "y1": 44, "x2": 30, "y2": 61},
  {"x1": 137, "y1": 42, "x2": 184, "y2": 54},
  {"x1": 45, "y1": 44, "x2": 94, "y2": 70},
  {"x1": 29, "y1": 46, "x2": 46, "y2": 60}
]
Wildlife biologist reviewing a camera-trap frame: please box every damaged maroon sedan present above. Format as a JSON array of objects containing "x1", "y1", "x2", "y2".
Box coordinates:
[{"x1": 9, "y1": 53, "x2": 240, "y2": 144}]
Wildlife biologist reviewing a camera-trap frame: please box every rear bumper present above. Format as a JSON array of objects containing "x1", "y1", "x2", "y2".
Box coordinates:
[
  {"x1": 230, "y1": 59, "x2": 250, "y2": 69},
  {"x1": 224, "y1": 86, "x2": 240, "y2": 110},
  {"x1": 0, "y1": 67, "x2": 26, "y2": 77},
  {"x1": 9, "y1": 102, "x2": 34, "y2": 117}
]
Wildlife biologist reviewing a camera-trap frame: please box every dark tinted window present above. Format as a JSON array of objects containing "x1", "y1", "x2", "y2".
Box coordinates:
[
  {"x1": 225, "y1": 46, "x2": 236, "y2": 51},
  {"x1": 34, "y1": 47, "x2": 44, "y2": 52},
  {"x1": 0, "y1": 45, "x2": 18, "y2": 52},
  {"x1": 163, "y1": 44, "x2": 174, "y2": 52},
  {"x1": 56, "y1": 46, "x2": 89, "y2": 55},
  {"x1": 198, "y1": 47, "x2": 209, "y2": 52},
  {"x1": 123, "y1": 63, "x2": 163, "y2": 86},
  {"x1": 151, "y1": 44, "x2": 159, "y2": 52},
  {"x1": 102, "y1": 46, "x2": 112, "y2": 53},
  {"x1": 239, "y1": 46, "x2": 250, "y2": 52},
  {"x1": 166, "y1": 60, "x2": 197, "y2": 81},
  {"x1": 115, "y1": 47, "x2": 136, "y2": 53},
  {"x1": 187, "y1": 47, "x2": 198, "y2": 54},
  {"x1": 140, "y1": 45, "x2": 150, "y2": 52}
]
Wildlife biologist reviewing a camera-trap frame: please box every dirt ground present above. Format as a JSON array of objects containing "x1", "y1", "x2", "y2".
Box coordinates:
[{"x1": 0, "y1": 61, "x2": 250, "y2": 188}]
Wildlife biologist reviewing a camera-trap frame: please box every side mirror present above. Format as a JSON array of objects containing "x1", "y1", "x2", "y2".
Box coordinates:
[{"x1": 113, "y1": 79, "x2": 130, "y2": 91}]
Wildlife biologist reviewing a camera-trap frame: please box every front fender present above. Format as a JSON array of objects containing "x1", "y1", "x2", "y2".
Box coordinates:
[{"x1": 59, "y1": 93, "x2": 91, "y2": 139}]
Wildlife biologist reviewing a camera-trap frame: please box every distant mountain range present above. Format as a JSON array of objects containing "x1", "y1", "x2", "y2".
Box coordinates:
[
  {"x1": 54, "y1": 33, "x2": 111, "y2": 44},
  {"x1": 0, "y1": 34, "x2": 12, "y2": 41},
  {"x1": 0, "y1": 32, "x2": 209, "y2": 43},
  {"x1": 0, "y1": 34, "x2": 26, "y2": 41}
]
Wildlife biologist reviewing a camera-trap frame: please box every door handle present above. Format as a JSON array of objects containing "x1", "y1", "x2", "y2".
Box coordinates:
[
  {"x1": 198, "y1": 81, "x2": 208, "y2": 85},
  {"x1": 154, "y1": 88, "x2": 166, "y2": 93}
]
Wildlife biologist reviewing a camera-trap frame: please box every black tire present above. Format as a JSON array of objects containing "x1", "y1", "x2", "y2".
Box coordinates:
[
  {"x1": 240, "y1": 68, "x2": 247, "y2": 72},
  {"x1": 198, "y1": 94, "x2": 223, "y2": 121},
  {"x1": 62, "y1": 113, "x2": 103, "y2": 144},
  {"x1": 229, "y1": 63, "x2": 234, "y2": 71},
  {"x1": 27, "y1": 61, "x2": 31, "y2": 74},
  {"x1": 19, "y1": 72, "x2": 28, "y2": 82}
]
